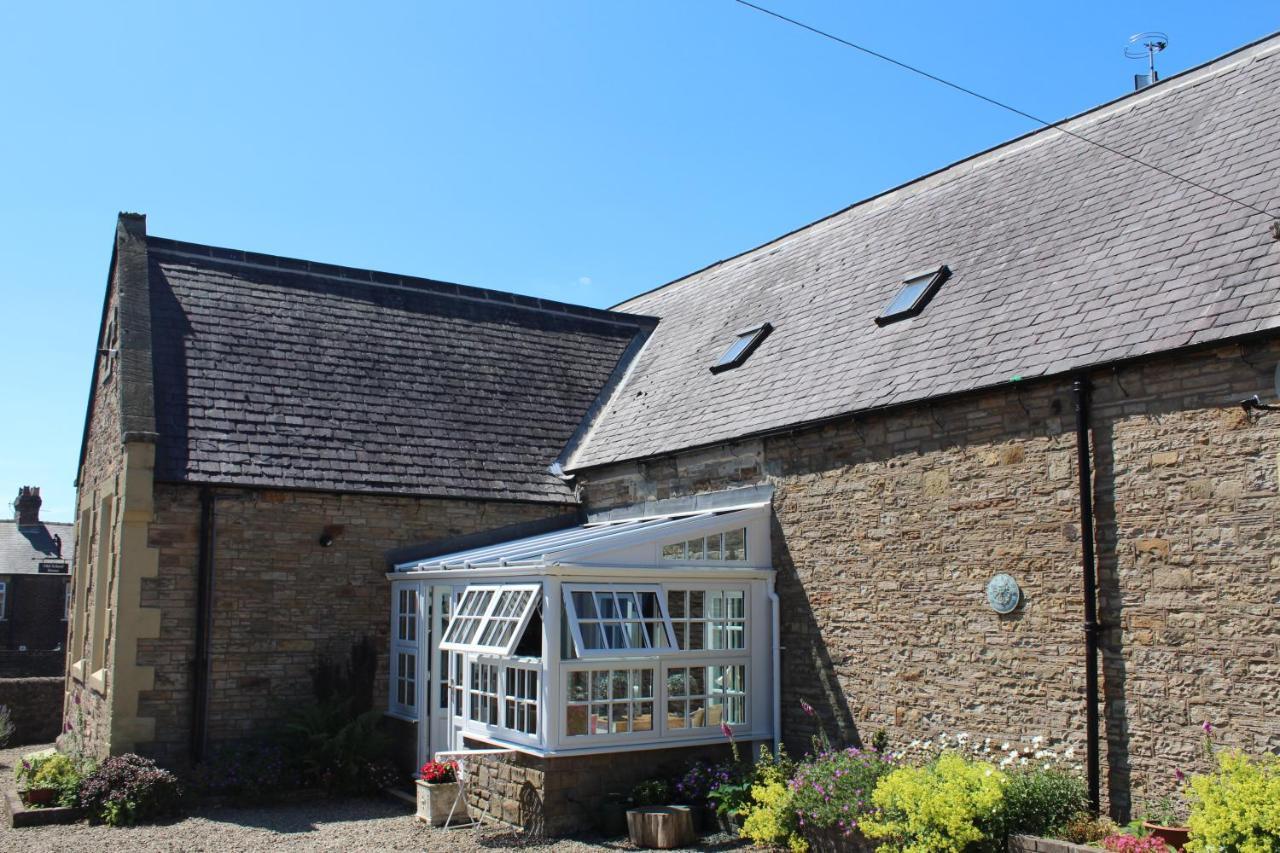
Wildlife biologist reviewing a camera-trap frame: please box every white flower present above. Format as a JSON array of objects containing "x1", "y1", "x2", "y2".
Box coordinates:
[
  {"x1": 984, "y1": 768, "x2": 994, "y2": 777},
  {"x1": 1032, "y1": 736, "x2": 1044, "y2": 746},
  {"x1": 1008, "y1": 750, "x2": 1019, "y2": 759},
  {"x1": 1019, "y1": 757, "x2": 1029, "y2": 766},
  {"x1": 909, "y1": 739, "x2": 921, "y2": 749},
  {"x1": 1064, "y1": 747, "x2": 1076, "y2": 760},
  {"x1": 1001, "y1": 742, "x2": 1010, "y2": 751},
  {"x1": 957, "y1": 733, "x2": 970, "y2": 744}
]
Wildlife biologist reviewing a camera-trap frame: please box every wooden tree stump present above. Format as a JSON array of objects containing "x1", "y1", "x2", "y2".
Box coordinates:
[{"x1": 626, "y1": 805, "x2": 696, "y2": 849}]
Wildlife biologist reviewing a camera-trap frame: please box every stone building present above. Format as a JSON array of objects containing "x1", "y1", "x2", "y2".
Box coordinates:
[
  {"x1": 66, "y1": 32, "x2": 1280, "y2": 826},
  {"x1": 0, "y1": 487, "x2": 73, "y2": 675}
]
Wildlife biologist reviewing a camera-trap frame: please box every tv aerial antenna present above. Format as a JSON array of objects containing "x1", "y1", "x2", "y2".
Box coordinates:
[{"x1": 1125, "y1": 32, "x2": 1168, "y2": 90}]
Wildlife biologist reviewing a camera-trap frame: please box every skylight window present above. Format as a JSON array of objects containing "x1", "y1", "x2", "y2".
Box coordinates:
[
  {"x1": 875, "y1": 265, "x2": 950, "y2": 326},
  {"x1": 710, "y1": 323, "x2": 772, "y2": 374}
]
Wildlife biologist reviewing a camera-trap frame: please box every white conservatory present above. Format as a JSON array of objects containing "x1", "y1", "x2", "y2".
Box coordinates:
[{"x1": 387, "y1": 501, "x2": 778, "y2": 767}]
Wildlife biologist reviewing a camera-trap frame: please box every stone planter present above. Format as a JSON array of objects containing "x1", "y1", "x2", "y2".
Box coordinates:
[
  {"x1": 415, "y1": 779, "x2": 466, "y2": 826},
  {"x1": 1143, "y1": 821, "x2": 1190, "y2": 851}
]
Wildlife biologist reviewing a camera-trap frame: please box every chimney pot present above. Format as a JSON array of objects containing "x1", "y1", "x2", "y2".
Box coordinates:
[{"x1": 14, "y1": 486, "x2": 42, "y2": 526}]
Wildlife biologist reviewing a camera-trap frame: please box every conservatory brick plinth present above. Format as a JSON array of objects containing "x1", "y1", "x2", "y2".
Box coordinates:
[{"x1": 462, "y1": 739, "x2": 751, "y2": 836}]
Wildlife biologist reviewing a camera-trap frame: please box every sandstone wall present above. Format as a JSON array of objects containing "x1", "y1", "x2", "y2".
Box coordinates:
[
  {"x1": 136, "y1": 483, "x2": 563, "y2": 766},
  {"x1": 575, "y1": 338, "x2": 1280, "y2": 819}
]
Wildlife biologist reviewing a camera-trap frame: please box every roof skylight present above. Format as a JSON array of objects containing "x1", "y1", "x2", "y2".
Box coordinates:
[
  {"x1": 710, "y1": 323, "x2": 772, "y2": 374},
  {"x1": 875, "y1": 265, "x2": 950, "y2": 326}
]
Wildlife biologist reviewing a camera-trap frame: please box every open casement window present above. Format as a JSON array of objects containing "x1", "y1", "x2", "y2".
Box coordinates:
[
  {"x1": 563, "y1": 585, "x2": 675, "y2": 658},
  {"x1": 439, "y1": 583, "x2": 541, "y2": 655}
]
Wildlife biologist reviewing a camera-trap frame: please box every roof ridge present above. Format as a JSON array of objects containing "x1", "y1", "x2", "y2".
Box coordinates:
[
  {"x1": 147, "y1": 236, "x2": 656, "y2": 330},
  {"x1": 612, "y1": 29, "x2": 1280, "y2": 311}
]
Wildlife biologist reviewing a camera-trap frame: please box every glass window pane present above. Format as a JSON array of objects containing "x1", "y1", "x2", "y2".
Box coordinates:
[
  {"x1": 706, "y1": 534, "x2": 723, "y2": 560},
  {"x1": 667, "y1": 701, "x2": 686, "y2": 729},
  {"x1": 724, "y1": 529, "x2": 746, "y2": 560},
  {"x1": 727, "y1": 591, "x2": 746, "y2": 619},
  {"x1": 591, "y1": 705, "x2": 610, "y2": 735},
  {"x1": 690, "y1": 667, "x2": 706, "y2": 696},
  {"x1": 612, "y1": 703, "x2": 631, "y2": 733},
  {"x1": 667, "y1": 668, "x2": 687, "y2": 697},
  {"x1": 634, "y1": 702, "x2": 653, "y2": 731},
  {"x1": 604, "y1": 624, "x2": 627, "y2": 649},
  {"x1": 596, "y1": 593, "x2": 619, "y2": 619},
  {"x1": 580, "y1": 622, "x2": 605, "y2": 650},
  {"x1": 592, "y1": 671, "x2": 610, "y2": 701},
  {"x1": 710, "y1": 592, "x2": 726, "y2": 619},
  {"x1": 689, "y1": 623, "x2": 706, "y2": 650},
  {"x1": 667, "y1": 590, "x2": 686, "y2": 618},
  {"x1": 672, "y1": 622, "x2": 687, "y2": 649},
  {"x1": 638, "y1": 592, "x2": 660, "y2": 619},
  {"x1": 615, "y1": 592, "x2": 640, "y2": 619},
  {"x1": 688, "y1": 591, "x2": 705, "y2": 619},
  {"x1": 626, "y1": 621, "x2": 648, "y2": 649},
  {"x1": 611, "y1": 670, "x2": 629, "y2": 700},
  {"x1": 566, "y1": 705, "x2": 587, "y2": 736},
  {"x1": 568, "y1": 671, "x2": 588, "y2": 702},
  {"x1": 571, "y1": 591, "x2": 597, "y2": 619},
  {"x1": 661, "y1": 542, "x2": 686, "y2": 560},
  {"x1": 689, "y1": 698, "x2": 707, "y2": 727},
  {"x1": 687, "y1": 537, "x2": 705, "y2": 560}
]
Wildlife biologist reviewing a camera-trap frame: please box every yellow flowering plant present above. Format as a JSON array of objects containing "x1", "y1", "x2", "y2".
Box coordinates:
[
  {"x1": 860, "y1": 752, "x2": 1007, "y2": 853},
  {"x1": 1185, "y1": 749, "x2": 1280, "y2": 853}
]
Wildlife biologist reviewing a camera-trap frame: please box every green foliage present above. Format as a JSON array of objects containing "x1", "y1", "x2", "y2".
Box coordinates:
[
  {"x1": 711, "y1": 744, "x2": 793, "y2": 820},
  {"x1": 631, "y1": 778, "x2": 673, "y2": 806},
  {"x1": 1057, "y1": 812, "x2": 1121, "y2": 845},
  {"x1": 31, "y1": 753, "x2": 89, "y2": 807},
  {"x1": 282, "y1": 697, "x2": 391, "y2": 795},
  {"x1": 740, "y1": 753, "x2": 807, "y2": 853},
  {"x1": 995, "y1": 766, "x2": 1090, "y2": 840},
  {"x1": 860, "y1": 752, "x2": 1006, "y2": 853},
  {"x1": 790, "y1": 746, "x2": 896, "y2": 834},
  {"x1": 79, "y1": 753, "x2": 183, "y2": 826},
  {"x1": 1185, "y1": 749, "x2": 1280, "y2": 853}
]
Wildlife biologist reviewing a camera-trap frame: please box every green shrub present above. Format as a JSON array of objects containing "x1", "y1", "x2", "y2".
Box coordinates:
[
  {"x1": 631, "y1": 777, "x2": 673, "y2": 806},
  {"x1": 995, "y1": 766, "x2": 1090, "y2": 840},
  {"x1": 740, "y1": 756, "x2": 806, "y2": 853},
  {"x1": 790, "y1": 746, "x2": 896, "y2": 836},
  {"x1": 79, "y1": 753, "x2": 183, "y2": 826},
  {"x1": 1186, "y1": 750, "x2": 1280, "y2": 853},
  {"x1": 31, "y1": 753, "x2": 88, "y2": 807},
  {"x1": 860, "y1": 751, "x2": 1006, "y2": 853},
  {"x1": 282, "y1": 698, "x2": 391, "y2": 795}
]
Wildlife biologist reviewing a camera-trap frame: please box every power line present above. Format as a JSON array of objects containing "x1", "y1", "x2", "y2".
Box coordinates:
[{"x1": 732, "y1": 0, "x2": 1279, "y2": 222}]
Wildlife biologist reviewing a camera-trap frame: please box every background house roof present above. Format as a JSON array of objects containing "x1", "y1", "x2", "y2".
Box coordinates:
[
  {"x1": 563, "y1": 33, "x2": 1280, "y2": 471},
  {"x1": 0, "y1": 521, "x2": 74, "y2": 577},
  {"x1": 142, "y1": 235, "x2": 654, "y2": 503}
]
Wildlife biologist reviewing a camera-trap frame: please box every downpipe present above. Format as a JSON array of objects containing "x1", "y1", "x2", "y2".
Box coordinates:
[
  {"x1": 768, "y1": 581, "x2": 781, "y2": 756},
  {"x1": 1073, "y1": 377, "x2": 1102, "y2": 813}
]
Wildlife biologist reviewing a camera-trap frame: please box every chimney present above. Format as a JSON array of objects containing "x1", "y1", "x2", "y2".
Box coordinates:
[{"x1": 14, "y1": 486, "x2": 41, "y2": 526}]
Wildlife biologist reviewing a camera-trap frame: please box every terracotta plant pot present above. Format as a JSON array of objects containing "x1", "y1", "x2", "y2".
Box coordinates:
[
  {"x1": 416, "y1": 779, "x2": 466, "y2": 826},
  {"x1": 21, "y1": 787, "x2": 58, "y2": 806},
  {"x1": 1143, "y1": 821, "x2": 1191, "y2": 851}
]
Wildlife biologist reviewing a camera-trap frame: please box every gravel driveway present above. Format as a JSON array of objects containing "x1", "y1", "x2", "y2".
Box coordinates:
[{"x1": 1, "y1": 744, "x2": 746, "y2": 852}]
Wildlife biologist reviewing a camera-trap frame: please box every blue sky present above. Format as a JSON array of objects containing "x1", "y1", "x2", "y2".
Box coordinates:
[{"x1": 2, "y1": 2, "x2": 1276, "y2": 521}]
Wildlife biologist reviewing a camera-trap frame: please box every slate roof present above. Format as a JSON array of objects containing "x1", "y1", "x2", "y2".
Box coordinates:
[
  {"x1": 563, "y1": 33, "x2": 1280, "y2": 471},
  {"x1": 143, "y1": 237, "x2": 653, "y2": 503},
  {"x1": 0, "y1": 520, "x2": 75, "y2": 576}
]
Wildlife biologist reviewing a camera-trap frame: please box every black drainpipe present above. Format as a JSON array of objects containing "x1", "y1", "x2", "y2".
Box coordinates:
[
  {"x1": 191, "y1": 487, "x2": 216, "y2": 764},
  {"x1": 1073, "y1": 377, "x2": 1102, "y2": 812}
]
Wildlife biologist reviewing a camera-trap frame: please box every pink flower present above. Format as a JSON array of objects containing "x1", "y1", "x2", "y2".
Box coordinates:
[
  {"x1": 1175, "y1": 767, "x2": 1185, "y2": 783},
  {"x1": 800, "y1": 699, "x2": 816, "y2": 717},
  {"x1": 1202, "y1": 720, "x2": 1213, "y2": 734},
  {"x1": 720, "y1": 721, "x2": 734, "y2": 739}
]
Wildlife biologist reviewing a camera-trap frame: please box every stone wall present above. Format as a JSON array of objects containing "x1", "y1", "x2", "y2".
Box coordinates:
[
  {"x1": 465, "y1": 739, "x2": 745, "y2": 836},
  {"x1": 0, "y1": 575, "x2": 70, "y2": 653},
  {"x1": 135, "y1": 483, "x2": 563, "y2": 766},
  {"x1": 0, "y1": 677, "x2": 63, "y2": 745},
  {"x1": 575, "y1": 338, "x2": 1280, "y2": 819},
  {"x1": 0, "y1": 650, "x2": 65, "y2": 679}
]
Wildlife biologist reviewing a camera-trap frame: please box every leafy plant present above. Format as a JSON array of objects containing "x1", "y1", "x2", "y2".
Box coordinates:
[
  {"x1": 860, "y1": 752, "x2": 1006, "y2": 853},
  {"x1": 1185, "y1": 749, "x2": 1280, "y2": 853},
  {"x1": 32, "y1": 753, "x2": 87, "y2": 807},
  {"x1": 79, "y1": 753, "x2": 183, "y2": 826},
  {"x1": 282, "y1": 697, "x2": 391, "y2": 795},
  {"x1": 740, "y1": 752, "x2": 806, "y2": 853},
  {"x1": 789, "y1": 745, "x2": 896, "y2": 837},
  {"x1": 1103, "y1": 835, "x2": 1172, "y2": 852},
  {"x1": 1057, "y1": 812, "x2": 1121, "y2": 844},
  {"x1": 631, "y1": 777, "x2": 673, "y2": 806},
  {"x1": 995, "y1": 766, "x2": 1089, "y2": 840},
  {"x1": 675, "y1": 758, "x2": 733, "y2": 806},
  {"x1": 709, "y1": 744, "x2": 793, "y2": 821},
  {"x1": 418, "y1": 760, "x2": 457, "y2": 784}
]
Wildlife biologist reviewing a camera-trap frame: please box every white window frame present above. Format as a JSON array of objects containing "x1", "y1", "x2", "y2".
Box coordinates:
[
  {"x1": 562, "y1": 664, "x2": 658, "y2": 742},
  {"x1": 562, "y1": 583, "x2": 675, "y2": 659},
  {"x1": 503, "y1": 659, "x2": 541, "y2": 738},
  {"x1": 666, "y1": 587, "x2": 749, "y2": 652},
  {"x1": 389, "y1": 584, "x2": 420, "y2": 719},
  {"x1": 0, "y1": 580, "x2": 7, "y2": 620},
  {"x1": 467, "y1": 658, "x2": 501, "y2": 727},
  {"x1": 439, "y1": 583, "x2": 541, "y2": 655},
  {"x1": 663, "y1": 660, "x2": 749, "y2": 732}
]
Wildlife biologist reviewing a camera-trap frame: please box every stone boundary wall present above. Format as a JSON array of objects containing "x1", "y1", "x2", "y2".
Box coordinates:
[
  {"x1": 575, "y1": 338, "x2": 1280, "y2": 819},
  {"x1": 0, "y1": 677, "x2": 63, "y2": 745},
  {"x1": 1009, "y1": 835, "x2": 1095, "y2": 853},
  {"x1": 0, "y1": 651, "x2": 65, "y2": 679}
]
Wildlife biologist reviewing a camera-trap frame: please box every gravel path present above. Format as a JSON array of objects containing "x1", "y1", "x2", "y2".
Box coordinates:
[{"x1": 1, "y1": 744, "x2": 747, "y2": 852}]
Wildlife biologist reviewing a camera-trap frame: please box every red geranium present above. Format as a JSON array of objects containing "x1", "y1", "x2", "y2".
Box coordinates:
[{"x1": 418, "y1": 760, "x2": 458, "y2": 784}]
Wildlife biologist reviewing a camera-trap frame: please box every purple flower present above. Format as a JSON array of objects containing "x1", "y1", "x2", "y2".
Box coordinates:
[
  {"x1": 1175, "y1": 767, "x2": 1185, "y2": 783},
  {"x1": 1202, "y1": 720, "x2": 1213, "y2": 734},
  {"x1": 800, "y1": 699, "x2": 816, "y2": 717}
]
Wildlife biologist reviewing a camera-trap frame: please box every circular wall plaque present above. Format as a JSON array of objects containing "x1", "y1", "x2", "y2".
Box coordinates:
[{"x1": 986, "y1": 573, "x2": 1022, "y2": 614}]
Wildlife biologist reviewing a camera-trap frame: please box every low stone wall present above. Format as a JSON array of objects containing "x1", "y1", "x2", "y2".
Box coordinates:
[
  {"x1": 1009, "y1": 835, "x2": 1095, "y2": 853},
  {"x1": 0, "y1": 677, "x2": 63, "y2": 745},
  {"x1": 0, "y1": 650, "x2": 65, "y2": 678},
  {"x1": 465, "y1": 739, "x2": 753, "y2": 836}
]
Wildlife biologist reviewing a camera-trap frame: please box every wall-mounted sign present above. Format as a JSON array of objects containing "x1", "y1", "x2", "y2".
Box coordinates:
[
  {"x1": 38, "y1": 562, "x2": 69, "y2": 574},
  {"x1": 986, "y1": 573, "x2": 1021, "y2": 614}
]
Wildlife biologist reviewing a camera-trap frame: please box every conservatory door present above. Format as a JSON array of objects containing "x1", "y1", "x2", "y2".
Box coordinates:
[{"x1": 428, "y1": 585, "x2": 465, "y2": 758}]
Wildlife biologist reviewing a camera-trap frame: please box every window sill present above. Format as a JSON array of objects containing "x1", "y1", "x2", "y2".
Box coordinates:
[
  {"x1": 88, "y1": 669, "x2": 107, "y2": 696},
  {"x1": 70, "y1": 659, "x2": 85, "y2": 683},
  {"x1": 383, "y1": 710, "x2": 418, "y2": 724}
]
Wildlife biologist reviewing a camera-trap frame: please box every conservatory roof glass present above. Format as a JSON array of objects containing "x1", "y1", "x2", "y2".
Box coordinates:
[{"x1": 394, "y1": 502, "x2": 769, "y2": 573}]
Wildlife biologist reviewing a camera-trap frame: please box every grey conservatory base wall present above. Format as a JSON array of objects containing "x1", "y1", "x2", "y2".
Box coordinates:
[{"x1": 573, "y1": 337, "x2": 1280, "y2": 820}]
